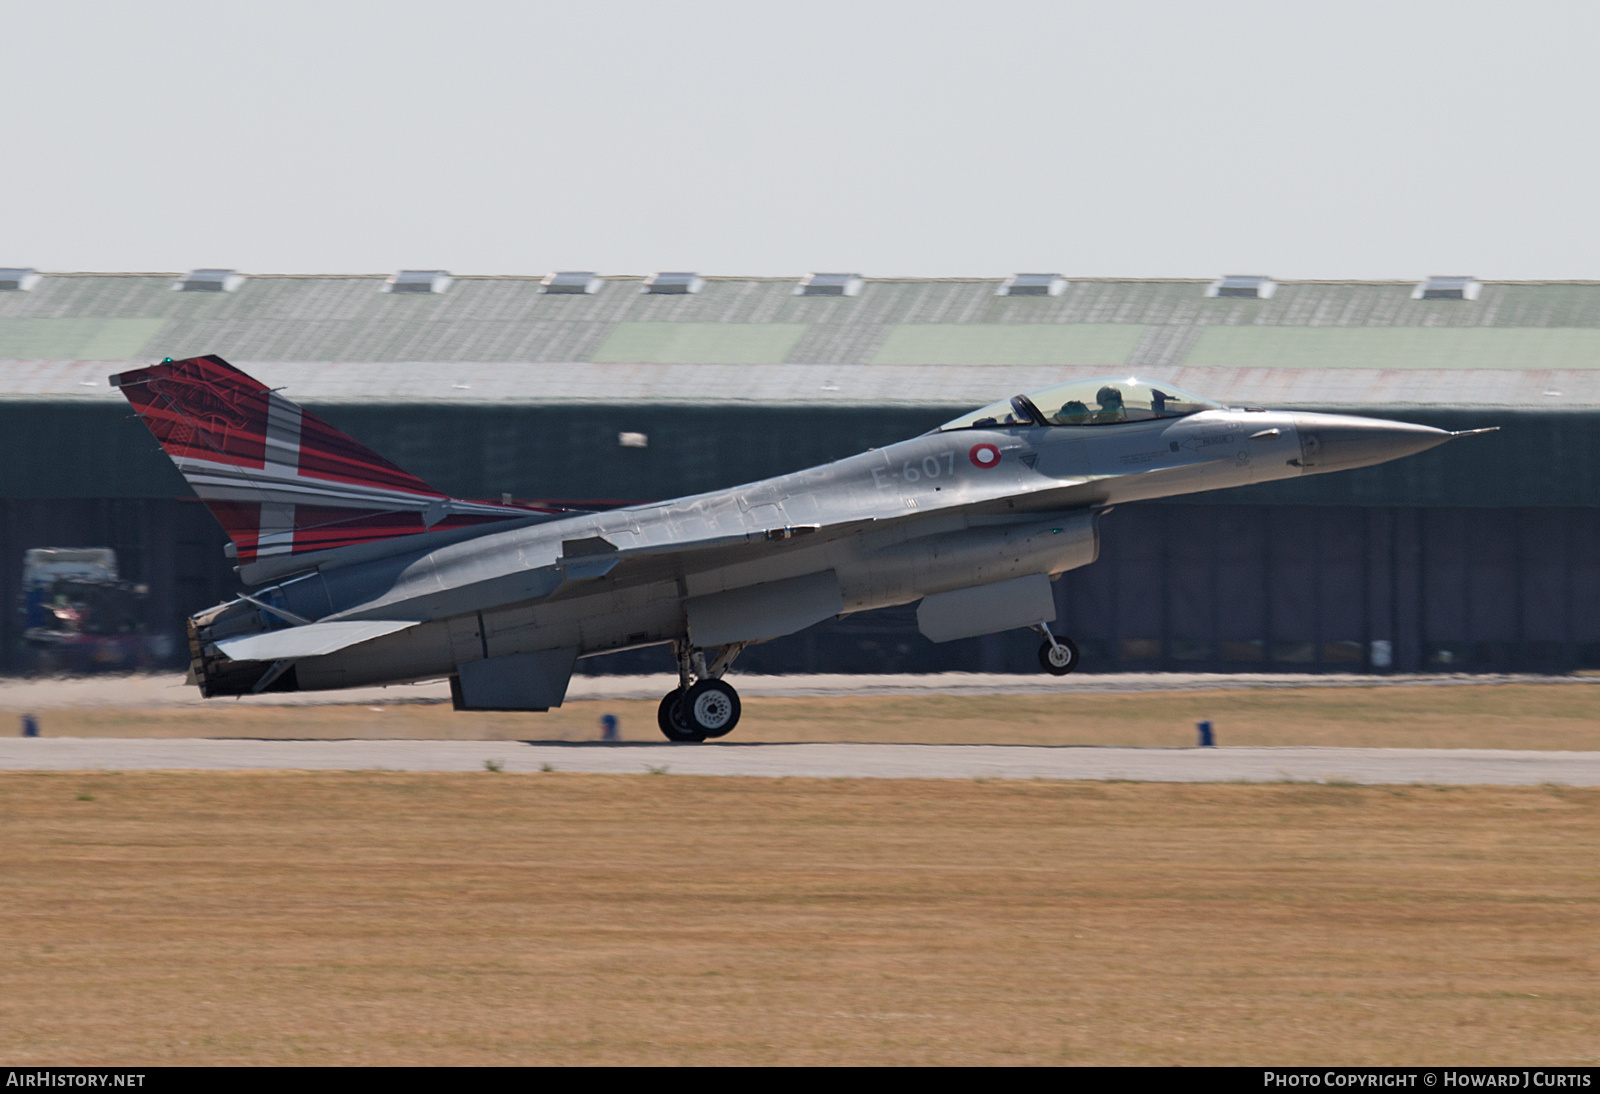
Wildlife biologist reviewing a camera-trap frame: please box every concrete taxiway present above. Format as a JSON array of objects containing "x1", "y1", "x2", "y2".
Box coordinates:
[{"x1": 2, "y1": 738, "x2": 1598, "y2": 786}]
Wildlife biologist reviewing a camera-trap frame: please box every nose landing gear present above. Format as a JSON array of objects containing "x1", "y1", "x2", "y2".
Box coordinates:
[
  {"x1": 1035, "y1": 623, "x2": 1080, "y2": 675},
  {"x1": 657, "y1": 641, "x2": 746, "y2": 742}
]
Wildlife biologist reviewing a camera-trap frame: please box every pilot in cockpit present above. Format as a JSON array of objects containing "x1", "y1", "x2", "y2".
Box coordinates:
[
  {"x1": 1056, "y1": 399, "x2": 1090, "y2": 424},
  {"x1": 1094, "y1": 385, "x2": 1126, "y2": 424}
]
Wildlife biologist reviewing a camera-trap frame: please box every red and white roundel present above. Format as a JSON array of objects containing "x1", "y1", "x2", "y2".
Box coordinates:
[{"x1": 969, "y1": 443, "x2": 1001, "y2": 469}]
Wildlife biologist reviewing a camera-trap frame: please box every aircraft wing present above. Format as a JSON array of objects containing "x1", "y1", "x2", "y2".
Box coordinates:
[
  {"x1": 324, "y1": 517, "x2": 886, "y2": 626},
  {"x1": 548, "y1": 519, "x2": 880, "y2": 592}
]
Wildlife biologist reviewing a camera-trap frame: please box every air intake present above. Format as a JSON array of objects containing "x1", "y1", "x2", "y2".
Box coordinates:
[
  {"x1": 796, "y1": 272, "x2": 863, "y2": 297},
  {"x1": 642, "y1": 271, "x2": 703, "y2": 295},
  {"x1": 1206, "y1": 275, "x2": 1275, "y2": 299},
  {"x1": 385, "y1": 270, "x2": 453, "y2": 294},
  {"x1": 999, "y1": 273, "x2": 1066, "y2": 297},
  {"x1": 541, "y1": 271, "x2": 601, "y2": 295},
  {"x1": 174, "y1": 269, "x2": 244, "y2": 292},
  {"x1": 1414, "y1": 276, "x2": 1480, "y2": 301},
  {"x1": 0, "y1": 268, "x2": 40, "y2": 292}
]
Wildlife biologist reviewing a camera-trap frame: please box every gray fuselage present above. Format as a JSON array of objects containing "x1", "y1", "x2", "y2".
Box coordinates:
[{"x1": 188, "y1": 408, "x2": 1449, "y2": 697}]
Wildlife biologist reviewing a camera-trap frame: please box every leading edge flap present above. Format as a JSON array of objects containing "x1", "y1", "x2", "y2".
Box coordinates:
[{"x1": 111, "y1": 355, "x2": 552, "y2": 564}]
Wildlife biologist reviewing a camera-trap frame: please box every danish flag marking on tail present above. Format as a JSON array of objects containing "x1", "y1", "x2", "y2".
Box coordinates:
[
  {"x1": 258, "y1": 393, "x2": 304, "y2": 556},
  {"x1": 111, "y1": 355, "x2": 554, "y2": 563}
]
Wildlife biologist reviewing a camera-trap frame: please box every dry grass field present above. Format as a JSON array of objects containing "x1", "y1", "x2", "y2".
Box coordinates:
[
  {"x1": 18, "y1": 682, "x2": 1600, "y2": 751},
  {"x1": 2, "y1": 771, "x2": 1598, "y2": 1065}
]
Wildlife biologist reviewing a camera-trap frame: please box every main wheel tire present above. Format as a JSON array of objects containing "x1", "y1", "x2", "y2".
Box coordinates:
[
  {"x1": 657, "y1": 690, "x2": 705, "y2": 743},
  {"x1": 683, "y1": 679, "x2": 741, "y2": 738},
  {"x1": 1038, "y1": 637, "x2": 1080, "y2": 675}
]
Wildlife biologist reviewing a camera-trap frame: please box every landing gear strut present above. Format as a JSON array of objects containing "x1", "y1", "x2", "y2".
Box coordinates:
[
  {"x1": 657, "y1": 641, "x2": 746, "y2": 742},
  {"x1": 1036, "y1": 623, "x2": 1080, "y2": 675}
]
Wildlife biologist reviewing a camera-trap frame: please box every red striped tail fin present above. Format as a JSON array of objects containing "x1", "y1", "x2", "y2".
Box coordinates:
[{"x1": 111, "y1": 355, "x2": 552, "y2": 564}]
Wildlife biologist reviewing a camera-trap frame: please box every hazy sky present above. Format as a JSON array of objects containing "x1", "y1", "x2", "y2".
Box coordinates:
[{"x1": 2, "y1": 1, "x2": 1596, "y2": 279}]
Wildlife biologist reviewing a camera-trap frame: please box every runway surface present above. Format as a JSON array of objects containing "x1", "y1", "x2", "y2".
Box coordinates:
[
  {"x1": 4, "y1": 738, "x2": 1598, "y2": 785},
  {"x1": 0, "y1": 671, "x2": 1593, "y2": 709}
]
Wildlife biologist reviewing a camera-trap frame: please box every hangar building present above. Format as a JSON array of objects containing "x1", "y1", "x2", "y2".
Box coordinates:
[{"x1": 1, "y1": 269, "x2": 1596, "y2": 674}]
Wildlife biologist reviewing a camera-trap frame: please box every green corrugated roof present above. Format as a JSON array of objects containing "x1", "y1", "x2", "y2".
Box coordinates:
[
  {"x1": 0, "y1": 318, "x2": 166, "y2": 359},
  {"x1": 593, "y1": 322, "x2": 807, "y2": 364},
  {"x1": 3, "y1": 275, "x2": 1600, "y2": 368},
  {"x1": 1186, "y1": 327, "x2": 1600, "y2": 370},
  {"x1": 869, "y1": 323, "x2": 1146, "y2": 365}
]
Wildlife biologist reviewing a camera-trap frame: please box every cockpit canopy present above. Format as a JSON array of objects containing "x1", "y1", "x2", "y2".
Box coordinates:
[{"x1": 938, "y1": 377, "x2": 1225, "y2": 431}]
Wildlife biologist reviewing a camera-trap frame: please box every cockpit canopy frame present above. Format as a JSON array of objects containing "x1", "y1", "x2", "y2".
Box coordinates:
[{"x1": 939, "y1": 377, "x2": 1224, "y2": 431}]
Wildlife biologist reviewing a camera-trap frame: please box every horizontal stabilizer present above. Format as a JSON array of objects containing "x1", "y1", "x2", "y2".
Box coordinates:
[{"x1": 214, "y1": 619, "x2": 421, "y2": 662}]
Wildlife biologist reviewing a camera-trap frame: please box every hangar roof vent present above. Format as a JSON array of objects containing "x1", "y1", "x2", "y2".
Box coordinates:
[
  {"x1": 1206, "y1": 274, "x2": 1275, "y2": 299},
  {"x1": 541, "y1": 271, "x2": 602, "y2": 295},
  {"x1": 642, "y1": 271, "x2": 703, "y2": 295},
  {"x1": 796, "y1": 272, "x2": 863, "y2": 297},
  {"x1": 385, "y1": 270, "x2": 453, "y2": 294},
  {"x1": 1414, "y1": 276, "x2": 1480, "y2": 301},
  {"x1": 0, "y1": 268, "x2": 40, "y2": 292},
  {"x1": 999, "y1": 273, "x2": 1067, "y2": 297},
  {"x1": 175, "y1": 268, "x2": 244, "y2": 292}
]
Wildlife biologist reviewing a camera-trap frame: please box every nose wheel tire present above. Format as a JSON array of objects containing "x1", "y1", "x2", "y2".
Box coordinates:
[
  {"x1": 657, "y1": 691, "x2": 705, "y2": 743},
  {"x1": 1038, "y1": 637, "x2": 1080, "y2": 675},
  {"x1": 684, "y1": 679, "x2": 741, "y2": 738}
]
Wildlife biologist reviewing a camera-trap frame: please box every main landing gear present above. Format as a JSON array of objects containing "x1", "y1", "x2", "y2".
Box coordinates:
[
  {"x1": 657, "y1": 641, "x2": 746, "y2": 743},
  {"x1": 1035, "y1": 622, "x2": 1080, "y2": 676}
]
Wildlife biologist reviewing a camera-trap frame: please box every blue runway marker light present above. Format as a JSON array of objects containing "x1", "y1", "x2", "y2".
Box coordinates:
[
  {"x1": 600, "y1": 713, "x2": 619, "y2": 742},
  {"x1": 1197, "y1": 720, "x2": 1214, "y2": 747},
  {"x1": 21, "y1": 714, "x2": 38, "y2": 737}
]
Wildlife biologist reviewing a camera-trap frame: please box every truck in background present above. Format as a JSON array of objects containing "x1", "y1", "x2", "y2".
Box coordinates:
[{"x1": 18, "y1": 548, "x2": 173, "y2": 673}]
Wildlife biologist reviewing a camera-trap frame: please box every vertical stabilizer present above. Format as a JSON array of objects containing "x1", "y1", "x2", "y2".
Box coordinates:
[{"x1": 111, "y1": 355, "x2": 550, "y2": 563}]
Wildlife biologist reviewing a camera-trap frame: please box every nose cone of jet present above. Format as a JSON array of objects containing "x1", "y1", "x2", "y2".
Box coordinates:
[{"x1": 1291, "y1": 413, "x2": 1454, "y2": 473}]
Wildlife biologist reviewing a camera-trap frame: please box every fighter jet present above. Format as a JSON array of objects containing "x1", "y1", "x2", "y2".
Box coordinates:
[{"x1": 112, "y1": 355, "x2": 1490, "y2": 741}]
